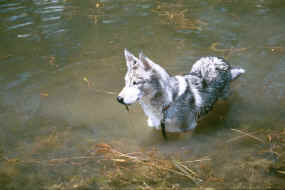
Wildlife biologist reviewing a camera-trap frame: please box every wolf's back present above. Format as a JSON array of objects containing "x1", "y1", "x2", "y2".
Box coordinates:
[{"x1": 191, "y1": 56, "x2": 245, "y2": 82}]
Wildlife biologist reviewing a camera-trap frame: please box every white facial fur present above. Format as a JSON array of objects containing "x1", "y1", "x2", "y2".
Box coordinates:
[
  {"x1": 118, "y1": 85, "x2": 142, "y2": 105},
  {"x1": 118, "y1": 49, "x2": 151, "y2": 104},
  {"x1": 119, "y1": 50, "x2": 172, "y2": 105}
]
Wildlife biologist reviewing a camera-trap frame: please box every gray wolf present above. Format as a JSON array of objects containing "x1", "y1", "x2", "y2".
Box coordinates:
[{"x1": 117, "y1": 49, "x2": 245, "y2": 139}]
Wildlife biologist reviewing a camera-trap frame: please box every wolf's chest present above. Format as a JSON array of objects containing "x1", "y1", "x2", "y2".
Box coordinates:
[{"x1": 139, "y1": 101, "x2": 162, "y2": 120}]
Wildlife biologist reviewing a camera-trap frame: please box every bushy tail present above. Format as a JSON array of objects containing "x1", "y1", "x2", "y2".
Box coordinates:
[{"x1": 230, "y1": 67, "x2": 245, "y2": 81}]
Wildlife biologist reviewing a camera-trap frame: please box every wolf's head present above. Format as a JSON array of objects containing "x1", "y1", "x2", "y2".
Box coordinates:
[{"x1": 117, "y1": 49, "x2": 169, "y2": 105}]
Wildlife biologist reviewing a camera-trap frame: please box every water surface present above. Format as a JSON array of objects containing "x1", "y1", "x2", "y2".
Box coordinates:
[{"x1": 0, "y1": 0, "x2": 285, "y2": 189}]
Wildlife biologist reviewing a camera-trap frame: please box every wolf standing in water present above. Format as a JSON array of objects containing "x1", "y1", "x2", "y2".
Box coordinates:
[{"x1": 117, "y1": 49, "x2": 245, "y2": 139}]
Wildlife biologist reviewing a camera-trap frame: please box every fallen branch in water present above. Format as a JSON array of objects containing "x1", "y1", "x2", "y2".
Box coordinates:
[
  {"x1": 230, "y1": 128, "x2": 265, "y2": 144},
  {"x1": 226, "y1": 130, "x2": 261, "y2": 143},
  {"x1": 185, "y1": 157, "x2": 211, "y2": 163},
  {"x1": 173, "y1": 160, "x2": 203, "y2": 184}
]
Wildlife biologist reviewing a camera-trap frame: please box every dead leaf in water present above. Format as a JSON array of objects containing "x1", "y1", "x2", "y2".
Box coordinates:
[
  {"x1": 40, "y1": 92, "x2": 49, "y2": 97},
  {"x1": 96, "y1": 3, "x2": 102, "y2": 8},
  {"x1": 269, "y1": 46, "x2": 285, "y2": 54},
  {"x1": 83, "y1": 77, "x2": 92, "y2": 87},
  {"x1": 83, "y1": 77, "x2": 88, "y2": 82},
  {"x1": 6, "y1": 158, "x2": 20, "y2": 163},
  {"x1": 112, "y1": 159, "x2": 126, "y2": 163}
]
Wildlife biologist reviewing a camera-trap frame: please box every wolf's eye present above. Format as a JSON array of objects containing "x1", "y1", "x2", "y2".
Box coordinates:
[
  {"x1": 133, "y1": 80, "x2": 145, "y2": 85},
  {"x1": 133, "y1": 60, "x2": 137, "y2": 64}
]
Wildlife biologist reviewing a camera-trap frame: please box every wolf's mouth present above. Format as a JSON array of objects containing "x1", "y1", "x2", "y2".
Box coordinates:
[
  {"x1": 117, "y1": 96, "x2": 130, "y2": 112},
  {"x1": 125, "y1": 105, "x2": 129, "y2": 112}
]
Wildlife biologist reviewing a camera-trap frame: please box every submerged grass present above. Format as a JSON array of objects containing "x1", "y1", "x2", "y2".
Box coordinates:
[
  {"x1": 95, "y1": 143, "x2": 203, "y2": 189},
  {"x1": 0, "y1": 127, "x2": 284, "y2": 190}
]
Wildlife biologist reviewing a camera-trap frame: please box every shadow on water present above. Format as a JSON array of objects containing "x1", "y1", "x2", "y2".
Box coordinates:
[{"x1": 0, "y1": 0, "x2": 285, "y2": 189}]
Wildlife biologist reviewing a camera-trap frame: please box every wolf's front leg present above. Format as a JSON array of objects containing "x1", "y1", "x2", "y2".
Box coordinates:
[
  {"x1": 185, "y1": 113, "x2": 197, "y2": 131},
  {"x1": 188, "y1": 120, "x2": 197, "y2": 130},
  {"x1": 147, "y1": 117, "x2": 161, "y2": 129}
]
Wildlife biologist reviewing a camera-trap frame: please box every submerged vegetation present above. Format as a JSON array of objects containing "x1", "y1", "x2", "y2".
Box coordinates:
[{"x1": 0, "y1": 127, "x2": 284, "y2": 189}]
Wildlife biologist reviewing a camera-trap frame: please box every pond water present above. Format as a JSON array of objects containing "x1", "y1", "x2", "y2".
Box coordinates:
[{"x1": 0, "y1": 0, "x2": 285, "y2": 189}]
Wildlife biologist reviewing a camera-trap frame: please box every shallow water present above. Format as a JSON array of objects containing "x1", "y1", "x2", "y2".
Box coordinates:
[{"x1": 0, "y1": 0, "x2": 285, "y2": 189}]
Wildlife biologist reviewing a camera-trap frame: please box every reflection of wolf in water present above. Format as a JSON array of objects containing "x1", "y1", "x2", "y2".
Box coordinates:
[{"x1": 117, "y1": 49, "x2": 245, "y2": 139}]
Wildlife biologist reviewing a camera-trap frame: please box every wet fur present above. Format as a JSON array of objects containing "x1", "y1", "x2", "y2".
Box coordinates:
[{"x1": 118, "y1": 49, "x2": 245, "y2": 133}]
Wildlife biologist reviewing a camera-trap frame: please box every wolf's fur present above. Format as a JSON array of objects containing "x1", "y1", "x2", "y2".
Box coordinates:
[{"x1": 118, "y1": 49, "x2": 245, "y2": 132}]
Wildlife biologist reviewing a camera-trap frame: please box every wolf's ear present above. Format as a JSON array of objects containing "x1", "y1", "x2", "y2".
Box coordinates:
[
  {"x1": 124, "y1": 49, "x2": 136, "y2": 69},
  {"x1": 124, "y1": 49, "x2": 134, "y2": 62},
  {"x1": 139, "y1": 52, "x2": 151, "y2": 71}
]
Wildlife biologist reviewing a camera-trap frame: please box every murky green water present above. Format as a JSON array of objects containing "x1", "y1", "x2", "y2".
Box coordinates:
[{"x1": 0, "y1": 0, "x2": 285, "y2": 189}]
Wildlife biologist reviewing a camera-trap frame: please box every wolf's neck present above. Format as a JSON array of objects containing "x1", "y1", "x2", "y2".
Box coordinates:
[
  {"x1": 139, "y1": 92, "x2": 167, "y2": 122},
  {"x1": 139, "y1": 76, "x2": 176, "y2": 117}
]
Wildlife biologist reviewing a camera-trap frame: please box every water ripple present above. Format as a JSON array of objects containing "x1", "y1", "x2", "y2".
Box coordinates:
[
  {"x1": 7, "y1": 21, "x2": 33, "y2": 30},
  {"x1": 0, "y1": 2, "x2": 21, "y2": 8},
  {"x1": 42, "y1": 16, "x2": 61, "y2": 22},
  {"x1": 0, "y1": 5, "x2": 25, "y2": 13},
  {"x1": 7, "y1": 12, "x2": 28, "y2": 22}
]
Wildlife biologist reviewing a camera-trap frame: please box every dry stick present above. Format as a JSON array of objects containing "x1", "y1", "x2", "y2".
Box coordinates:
[
  {"x1": 94, "y1": 89, "x2": 117, "y2": 95},
  {"x1": 21, "y1": 149, "x2": 141, "y2": 165},
  {"x1": 20, "y1": 148, "x2": 143, "y2": 166},
  {"x1": 185, "y1": 157, "x2": 211, "y2": 163},
  {"x1": 175, "y1": 160, "x2": 199, "y2": 177},
  {"x1": 231, "y1": 128, "x2": 265, "y2": 144},
  {"x1": 14, "y1": 156, "x2": 96, "y2": 165},
  {"x1": 226, "y1": 131, "x2": 261, "y2": 143},
  {"x1": 166, "y1": 167, "x2": 199, "y2": 183},
  {"x1": 108, "y1": 147, "x2": 149, "y2": 162},
  {"x1": 114, "y1": 151, "x2": 143, "y2": 161},
  {"x1": 172, "y1": 161, "x2": 202, "y2": 184},
  {"x1": 145, "y1": 160, "x2": 200, "y2": 184}
]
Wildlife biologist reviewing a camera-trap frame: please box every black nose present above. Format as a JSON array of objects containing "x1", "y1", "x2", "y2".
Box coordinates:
[{"x1": 117, "y1": 96, "x2": 124, "y2": 104}]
